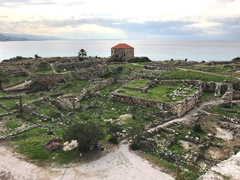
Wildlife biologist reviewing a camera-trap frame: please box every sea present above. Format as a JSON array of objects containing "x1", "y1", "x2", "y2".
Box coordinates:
[{"x1": 0, "y1": 40, "x2": 239, "y2": 62}]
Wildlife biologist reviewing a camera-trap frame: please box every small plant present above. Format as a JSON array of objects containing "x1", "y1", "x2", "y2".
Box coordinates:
[
  {"x1": 193, "y1": 124, "x2": 203, "y2": 133},
  {"x1": 108, "y1": 136, "x2": 119, "y2": 144}
]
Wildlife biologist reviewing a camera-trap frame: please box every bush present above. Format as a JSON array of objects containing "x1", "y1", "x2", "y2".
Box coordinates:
[
  {"x1": 108, "y1": 136, "x2": 119, "y2": 144},
  {"x1": 130, "y1": 142, "x2": 140, "y2": 151},
  {"x1": 193, "y1": 124, "x2": 203, "y2": 133},
  {"x1": 107, "y1": 122, "x2": 123, "y2": 136},
  {"x1": 127, "y1": 57, "x2": 151, "y2": 63},
  {"x1": 63, "y1": 121, "x2": 104, "y2": 152}
]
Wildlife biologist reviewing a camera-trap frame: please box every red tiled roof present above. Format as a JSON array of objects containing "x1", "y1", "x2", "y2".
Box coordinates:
[{"x1": 112, "y1": 43, "x2": 134, "y2": 49}]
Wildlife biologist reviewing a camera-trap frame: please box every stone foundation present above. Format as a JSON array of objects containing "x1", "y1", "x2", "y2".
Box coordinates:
[{"x1": 110, "y1": 80, "x2": 217, "y2": 117}]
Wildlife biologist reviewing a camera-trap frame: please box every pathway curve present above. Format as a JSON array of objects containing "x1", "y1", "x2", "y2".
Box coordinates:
[
  {"x1": 0, "y1": 143, "x2": 174, "y2": 180},
  {"x1": 4, "y1": 80, "x2": 32, "y2": 92},
  {"x1": 148, "y1": 99, "x2": 224, "y2": 133}
]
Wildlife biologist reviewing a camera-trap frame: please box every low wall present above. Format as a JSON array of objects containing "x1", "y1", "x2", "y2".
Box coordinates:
[
  {"x1": 111, "y1": 80, "x2": 204, "y2": 117},
  {"x1": 19, "y1": 104, "x2": 50, "y2": 121},
  {"x1": 110, "y1": 93, "x2": 165, "y2": 109},
  {"x1": 168, "y1": 88, "x2": 203, "y2": 117},
  {"x1": 233, "y1": 90, "x2": 240, "y2": 99},
  {"x1": 0, "y1": 110, "x2": 18, "y2": 117},
  {"x1": 0, "y1": 96, "x2": 20, "y2": 100},
  {"x1": 89, "y1": 78, "x2": 115, "y2": 93},
  {"x1": 55, "y1": 60, "x2": 100, "y2": 70},
  {"x1": 32, "y1": 74, "x2": 65, "y2": 88}
]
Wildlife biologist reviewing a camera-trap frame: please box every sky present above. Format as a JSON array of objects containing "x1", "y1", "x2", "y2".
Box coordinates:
[{"x1": 0, "y1": 0, "x2": 240, "y2": 40}]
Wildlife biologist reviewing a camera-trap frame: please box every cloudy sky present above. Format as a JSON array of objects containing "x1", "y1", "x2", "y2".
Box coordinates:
[{"x1": 0, "y1": 0, "x2": 240, "y2": 40}]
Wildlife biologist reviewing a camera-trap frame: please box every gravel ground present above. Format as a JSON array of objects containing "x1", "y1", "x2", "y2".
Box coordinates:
[{"x1": 0, "y1": 143, "x2": 175, "y2": 180}]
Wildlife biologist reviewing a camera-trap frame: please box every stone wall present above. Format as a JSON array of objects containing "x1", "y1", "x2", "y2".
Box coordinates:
[
  {"x1": 168, "y1": 88, "x2": 203, "y2": 117},
  {"x1": 111, "y1": 80, "x2": 204, "y2": 117},
  {"x1": 32, "y1": 74, "x2": 65, "y2": 88},
  {"x1": 0, "y1": 96, "x2": 20, "y2": 100},
  {"x1": 233, "y1": 90, "x2": 240, "y2": 99},
  {"x1": 89, "y1": 78, "x2": 115, "y2": 93},
  {"x1": 18, "y1": 104, "x2": 51, "y2": 121},
  {"x1": 54, "y1": 60, "x2": 100, "y2": 70},
  {"x1": 110, "y1": 93, "x2": 165, "y2": 110},
  {"x1": 0, "y1": 110, "x2": 18, "y2": 117}
]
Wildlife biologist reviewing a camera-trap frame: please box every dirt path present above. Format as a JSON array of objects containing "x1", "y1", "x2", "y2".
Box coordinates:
[
  {"x1": 50, "y1": 63, "x2": 57, "y2": 74},
  {"x1": 4, "y1": 80, "x2": 31, "y2": 92},
  {"x1": 148, "y1": 99, "x2": 224, "y2": 133},
  {"x1": 0, "y1": 143, "x2": 174, "y2": 180}
]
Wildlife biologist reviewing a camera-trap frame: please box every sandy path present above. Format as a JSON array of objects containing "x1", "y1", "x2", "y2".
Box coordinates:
[
  {"x1": 148, "y1": 99, "x2": 223, "y2": 133},
  {"x1": 0, "y1": 144, "x2": 174, "y2": 180},
  {"x1": 4, "y1": 80, "x2": 31, "y2": 92},
  {"x1": 50, "y1": 63, "x2": 57, "y2": 74}
]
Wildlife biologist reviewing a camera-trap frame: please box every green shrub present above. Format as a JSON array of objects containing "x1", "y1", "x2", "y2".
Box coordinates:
[
  {"x1": 63, "y1": 121, "x2": 104, "y2": 152},
  {"x1": 128, "y1": 57, "x2": 151, "y2": 63},
  {"x1": 108, "y1": 136, "x2": 119, "y2": 144},
  {"x1": 130, "y1": 142, "x2": 140, "y2": 151},
  {"x1": 193, "y1": 124, "x2": 203, "y2": 133}
]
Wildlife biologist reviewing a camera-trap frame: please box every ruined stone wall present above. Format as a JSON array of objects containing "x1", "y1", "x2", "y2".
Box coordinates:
[
  {"x1": 54, "y1": 60, "x2": 100, "y2": 70},
  {"x1": 110, "y1": 93, "x2": 165, "y2": 109},
  {"x1": 111, "y1": 80, "x2": 203, "y2": 117},
  {"x1": 32, "y1": 74, "x2": 65, "y2": 88},
  {"x1": 0, "y1": 96, "x2": 20, "y2": 100},
  {"x1": 233, "y1": 90, "x2": 240, "y2": 99},
  {"x1": 168, "y1": 88, "x2": 203, "y2": 117},
  {"x1": 20, "y1": 104, "x2": 50, "y2": 121},
  {"x1": 89, "y1": 79, "x2": 115, "y2": 93}
]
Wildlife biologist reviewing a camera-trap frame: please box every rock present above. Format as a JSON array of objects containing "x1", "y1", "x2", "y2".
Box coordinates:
[{"x1": 119, "y1": 114, "x2": 132, "y2": 121}]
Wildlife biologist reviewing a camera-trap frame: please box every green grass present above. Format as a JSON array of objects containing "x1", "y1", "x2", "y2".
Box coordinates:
[
  {"x1": 210, "y1": 104, "x2": 240, "y2": 118},
  {"x1": 124, "y1": 79, "x2": 148, "y2": 88},
  {"x1": 5, "y1": 119, "x2": 22, "y2": 130},
  {"x1": 233, "y1": 72, "x2": 240, "y2": 78},
  {"x1": 1, "y1": 99, "x2": 19, "y2": 109},
  {"x1": 35, "y1": 101, "x2": 61, "y2": 118},
  {"x1": 99, "y1": 82, "x2": 122, "y2": 96},
  {"x1": 36, "y1": 70, "x2": 54, "y2": 74},
  {"x1": 16, "y1": 135, "x2": 79, "y2": 163},
  {"x1": 185, "y1": 65, "x2": 234, "y2": 75},
  {"x1": 79, "y1": 96, "x2": 163, "y2": 127},
  {"x1": 8, "y1": 76, "x2": 28, "y2": 83},
  {"x1": 143, "y1": 153, "x2": 201, "y2": 180},
  {"x1": 199, "y1": 92, "x2": 214, "y2": 102},
  {"x1": 161, "y1": 69, "x2": 235, "y2": 82},
  {"x1": 56, "y1": 79, "x2": 88, "y2": 94},
  {"x1": 118, "y1": 84, "x2": 193, "y2": 102},
  {"x1": 0, "y1": 107, "x2": 7, "y2": 114}
]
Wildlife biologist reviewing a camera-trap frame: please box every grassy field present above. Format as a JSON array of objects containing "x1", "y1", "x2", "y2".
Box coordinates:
[
  {"x1": 118, "y1": 84, "x2": 195, "y2": 102},
  {"x1": 185, "y1": 65, "x2": 234, "y2": 75},
  {"x1": 161, "y1": 69, "x2": 235, "y2": 82},
  {"x1": 124, "y1": 79, "x2": 148, "y2": 88},
  {"x1": 36, "y1": 70, "x2": 54, "y2": 74},
  {"x1": 55, "y1": 79, "x2": 88, "y2": 94}
]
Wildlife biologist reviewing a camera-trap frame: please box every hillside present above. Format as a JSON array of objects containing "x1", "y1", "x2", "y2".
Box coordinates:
[{"x1": 0, "y1": 57, "x2": 240, "y2": 180}]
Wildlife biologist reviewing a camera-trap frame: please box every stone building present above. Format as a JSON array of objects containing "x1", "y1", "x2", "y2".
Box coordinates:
[{"x1": 111, "y1": 43, "x2": 134, "y2": 61}]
